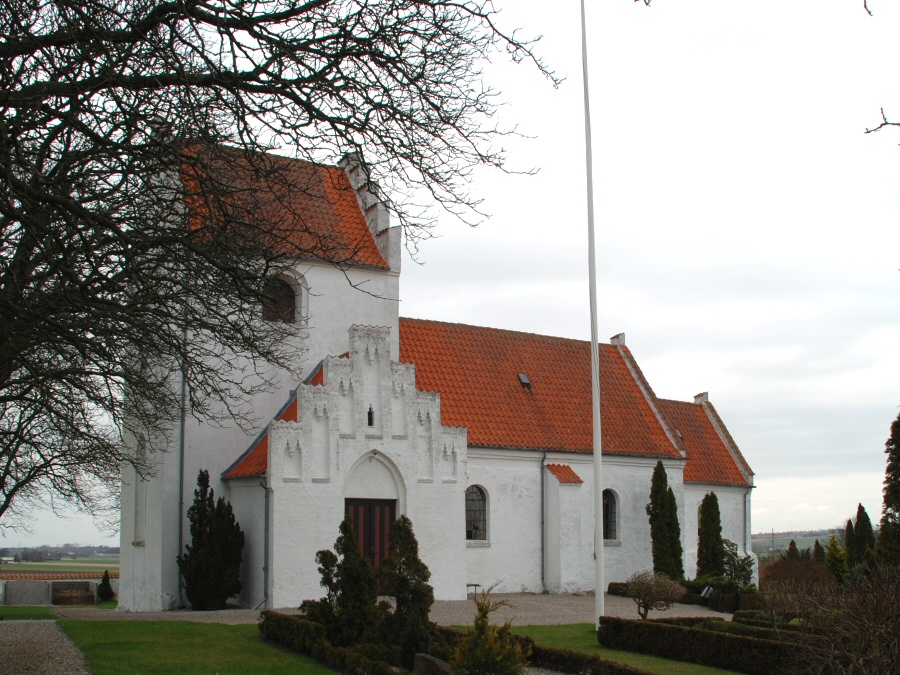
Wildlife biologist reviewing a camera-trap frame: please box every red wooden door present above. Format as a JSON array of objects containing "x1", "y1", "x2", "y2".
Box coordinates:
[{"x1": 344, "y1": 498, "x2": 396, "y2": 569}]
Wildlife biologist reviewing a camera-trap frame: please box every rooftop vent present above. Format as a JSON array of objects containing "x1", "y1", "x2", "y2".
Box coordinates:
[{"x1": 517, "y1": 373, "x2": 532, "y2": 389}]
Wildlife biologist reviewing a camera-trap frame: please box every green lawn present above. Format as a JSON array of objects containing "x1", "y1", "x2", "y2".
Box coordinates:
[
  {"x1": 0, "y1": 607, "x2": 738, "y2": 674},
  {"x1": 0, "y1": 605, "x2": 56, "y2": 620},
  {"x1": 59, "y1": 620, "x2": 337, "y2": 675},
  {"x1": 514, "y1": 623, "x2": 741, "y2": 675}
]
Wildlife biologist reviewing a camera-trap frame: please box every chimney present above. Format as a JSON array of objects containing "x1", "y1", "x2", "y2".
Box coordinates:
[
  {"x1": 609, "y1": 333, "x2": 626, "y2": 346},
  {"x1": 694, "y1": 391, "x2": 709, "y2": 404}
]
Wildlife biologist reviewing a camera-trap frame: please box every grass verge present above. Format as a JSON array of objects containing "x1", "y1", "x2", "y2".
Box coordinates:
[
  {"x1": 59, "y1": 620, "x2": 338, "y2": 675},
  {"x1": 0, "y1": 606, "x2": 56, "y2": 620},
  {"x1": 513, "y1": 623, "x2": 741, "y2": 675}
]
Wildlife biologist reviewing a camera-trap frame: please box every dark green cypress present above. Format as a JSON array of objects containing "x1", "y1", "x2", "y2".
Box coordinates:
[
  {"x1": 845, "y1": 518, "x2": 856, "y2": 568},
  {"x1": 646, "y1": 461, "x2": 683, "y2": 579},
  {"x1": 332, "y1": 517, "x2": 377, "y2": 646},
  {"x1": 877, "y1": 413, "x2": 900, "y2": 565},
  {"x1": 853, "y1": 503, "x2": 875, "y2": 565},
  {"x1": 380, "y1": 515, "x2": 434, "y2": 668},
  {"x1": 696, "y1": 492, "x2": 725, "y2": 577},
  {"x1": 813, "y1": 539, "x2": 825, "y2": 563},
  {"x1": 177, "y1": 470, "x2": 244, "y2": 611}
]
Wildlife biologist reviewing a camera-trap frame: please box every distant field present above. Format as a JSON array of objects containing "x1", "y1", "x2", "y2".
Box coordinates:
[
  {"x1": 0, "y1": 557, "x2": 119, "y2": 574},
  {"x1": 751, "y1": 535, "x2": 828, "y2": 555}
]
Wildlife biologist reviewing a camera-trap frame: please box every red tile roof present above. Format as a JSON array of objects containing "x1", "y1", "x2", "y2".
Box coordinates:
[
  {"x1": 657, "y1": 399, "x2": 752, "y2": 487},
  {"x1": 224, "y1": 319, "x2": 752, "y2": 486},
  {"x1": 223, "y1": 395, "x2": 297, "y2": 479},
  {"x1": 182, "y1": 146, "x2": 388, "y2": 270},
  {"x1": 398, "y1": 319, "x2": 683, "y2": 458},
  {"x1": 546, "y1": 463, "x2": 584, "y2": 484}
]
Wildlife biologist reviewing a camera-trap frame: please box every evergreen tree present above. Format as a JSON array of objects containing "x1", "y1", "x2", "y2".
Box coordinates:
[
  {"x1": 97, "y1": 569, "x2": 115, "y2": 602},
  {"x1": 696, "y1": 492, "x2": 725, "y2": 577},
  {"x1": 877, "y1": 412, "x2": 900, "y2": 565},
  {"x1": 853, "y1": 503, "x2": 876, "y2": 565},
  {"x1": 784, "y1": 539, "x2": 800, "y2": 561},
  {"x1": 813, "y1": 539, "x2": 825, "y2": 563},
  {"x1": 380, "y1": 515, "x2": 434, "y2": 669},
  {"x1": 665, "y1": 487, "x2": 684, "y2": 579},
  {"x1": 722, "y1": 539, "x2": 755, "y2": 586},
  {"x1": 332, "y1": 518, "x2": 378, "y2": 646},
  {"x1": 176, "y1": 470, "x2": 244, "y2": 611},
  {"x1": 646, "y1": 462, "x2": 683, "y2": 579},
  {"x1": 824, "y1": 534, "x2": 848, "y2": 581},
  {"x1": 300, "y1": 518, "x2": 378, "y2": 647},
  {"x1": 845, "y1": 518, "x2": 856, "y2": 568}
]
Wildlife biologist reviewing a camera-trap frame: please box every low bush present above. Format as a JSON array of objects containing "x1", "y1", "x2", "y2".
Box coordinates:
[
  {"x1": 97, "y1": 570, "x2": 115, "y2": 602},
  {"x1": 606, "y1": 582, "x2": 629, "y2": 597},
  {"x1": 693, "y1": 618, "x2": 776, "y2": 639},
  {"x1": 451, "y1": 590, "x2": 529, "y2": 675},
  {"x1": 259, "y1": 611, "x2": 406, "y2": 675},
  {"x1": 623, "y1": 570, "x2": 686, "y2": 619},
  {"x1": 528, "y1": 643, "x2": 650, "y2": 675},
  {"x1": 597, "y1": 616, "x2": 800, "y2": 674},
  {"x1": 258, "y1": 611, "x2": 327, "y2": 654}
]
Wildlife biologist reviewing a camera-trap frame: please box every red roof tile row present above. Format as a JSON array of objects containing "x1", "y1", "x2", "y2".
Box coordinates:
[
  {"x1": 546, "y1": 463, "x2": 584, "y2": 484},
  {"x1": 225, "y1": 319, "x2": 752, "y2": 487},
  {"x1": 182, "y1": 146, "x2": 389, "y2": 270}
]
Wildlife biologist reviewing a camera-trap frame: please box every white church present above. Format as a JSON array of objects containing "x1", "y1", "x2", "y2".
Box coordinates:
[{"x1": 118, "y1": 151, "x2": 755, "y2": 612}]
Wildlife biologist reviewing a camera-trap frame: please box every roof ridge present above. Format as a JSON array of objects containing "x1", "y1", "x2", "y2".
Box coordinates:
[
  {"x1": 612, "y1": 342, "x2": 687, "y2": 458},
  {"x1": 399, "y1": 316, "x2": 607, "y2": 346}
]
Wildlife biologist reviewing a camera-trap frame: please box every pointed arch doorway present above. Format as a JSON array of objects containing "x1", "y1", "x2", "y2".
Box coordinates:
[{"x1": 344, "y1": 451, "x2": 405, "y2": 570}]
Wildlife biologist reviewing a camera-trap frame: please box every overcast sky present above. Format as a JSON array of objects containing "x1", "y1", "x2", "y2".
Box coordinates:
[{"x1": 4, "y1": 0, "x2": 900, "y2": 549}]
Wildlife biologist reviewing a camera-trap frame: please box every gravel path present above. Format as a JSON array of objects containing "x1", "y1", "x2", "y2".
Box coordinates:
[
  {"x1": 5, "y1": 594, "x2": 728, "y2": 674},
  {"x1": 0, "y1": 620, "x2": 90, "y2": 675}
]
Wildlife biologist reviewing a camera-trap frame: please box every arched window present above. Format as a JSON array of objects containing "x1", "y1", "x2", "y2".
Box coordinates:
[
  {"x1": 262, "y1": 277, "x2": 295, "y2": 323},
  {"x1": 602, "y1": 489, "x2": 618, "y2": 540},
  {"x1": 465, "y1": 485, "x2": 487, "y2": 541}
]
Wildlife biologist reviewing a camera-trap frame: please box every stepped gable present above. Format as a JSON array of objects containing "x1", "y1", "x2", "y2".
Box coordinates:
[
  {"x1": 181, "y1": 146, "x2": 389, "y2": 269},
  {"x1": 398, "y1": 318, "x2": 683, "y2": 458},
  {"x1": 657, "y1": 397, "x2": 753, "y2": 486}
]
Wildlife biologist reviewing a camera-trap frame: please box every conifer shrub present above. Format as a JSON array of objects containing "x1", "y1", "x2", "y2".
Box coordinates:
[
  {"x1": 696, "y1": 492, "x2": 725, "y2": 577},
  {"x1": 877, "y1": 412, "x2": 900, "y2": 564},
  {"x1": 299, "y1": 517, "x2": 378, "y2": 647},
  {"x1": 646, "y1": 461, "x2": 683, "y2": 580},
  {"x1": 176, "y1": 469, "x2": 244, "y2": 610},
  {"x1": 451, "y1": 588, "x2": 529, "y2": 675},
  {"x1": 379, "y1": 514, "x2": 435, "y2": 669},
  {"x1": 97, "y1": 569, "x2": 115, "y2": 602}
]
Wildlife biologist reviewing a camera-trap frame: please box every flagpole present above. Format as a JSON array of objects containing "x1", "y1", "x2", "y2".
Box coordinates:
[{"x1": 580, "y1": 0, "x2": 604, "y2": 628}]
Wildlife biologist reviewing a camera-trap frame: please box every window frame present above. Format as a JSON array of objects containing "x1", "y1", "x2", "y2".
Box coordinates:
[
  {"x1": 602, "y1": 489, "x2": 618, "y2": 541},
  {"x1": 465, "y1": 484, "x2": 488, "y2": 542}
]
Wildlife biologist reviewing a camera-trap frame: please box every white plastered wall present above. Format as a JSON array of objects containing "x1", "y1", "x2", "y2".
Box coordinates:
[
  {"x1": 464, "y1": 451, "x2": 686, "y2": 595},
  {"x1": 684, "y1": 482, "x2": 756, "y2": 581},
  {"x1": 119, "y1": 257, "x2": 400, "y2": 611},
  {"x1": 263, "y1": 325, "x2": 468, "y2": 606}
]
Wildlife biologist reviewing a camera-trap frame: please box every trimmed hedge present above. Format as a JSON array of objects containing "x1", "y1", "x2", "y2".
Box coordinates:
[
  {"x1": 607, "y1": 582, "x2": 629, "y2": 597},
  {"x1": 259, "y1": 611, "x2": 408, "y2": 675},
  {"x1": 258, "y1": 611, "x2": 326, "y2": 653},
  {"x1": 597, "y1": 616, "x2": 799, "y2": 674},
  {"x1": 435, "y1": 626, "x2": 652, "y2": 675},
  {"x1": 693, "y1": 619, "x2": 777, "y2": 639}
]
